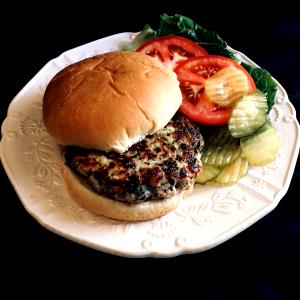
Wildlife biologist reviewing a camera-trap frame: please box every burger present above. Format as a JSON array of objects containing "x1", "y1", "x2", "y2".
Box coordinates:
[{"x1": 42, "y1": 51, "x2": 204, "y2": 221}]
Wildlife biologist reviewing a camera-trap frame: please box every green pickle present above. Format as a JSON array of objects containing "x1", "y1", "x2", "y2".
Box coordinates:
[
  {"x1": 196, "y1": 163, "x2": 220, "y2": 184},
  {"x1": 240, "y1": 122, "x2": 280, "y2": 166},
  {"x1": 215, "y1": 155, "x2": 249, "y2": 185},
  {"x1": 201, "y1": 127, "x2": 241, "y2": 167},
  {"x1": 228, "y1": 89, "x2": 268, "y2": 138}
]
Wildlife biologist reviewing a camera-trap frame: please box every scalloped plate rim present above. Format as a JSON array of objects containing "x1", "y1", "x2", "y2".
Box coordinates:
[{"x1": 1, "y1": 32, "x2": 299, "y2": 257}]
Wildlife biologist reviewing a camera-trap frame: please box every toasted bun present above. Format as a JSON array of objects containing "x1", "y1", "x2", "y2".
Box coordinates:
[
  {"x1": 62, "y1": 166, "x2": 193, "y2": 221},
  {"x1": 43, "y1": 51, "x2": 182, "y2": 153}
]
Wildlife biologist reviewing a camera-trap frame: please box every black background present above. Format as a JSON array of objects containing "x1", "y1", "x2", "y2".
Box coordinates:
[{"x1": 1, "y1": 1, "x2": 300, "y2": 298}]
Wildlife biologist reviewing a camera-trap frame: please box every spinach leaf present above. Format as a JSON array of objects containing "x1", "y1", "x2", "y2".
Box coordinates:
[
  {"x1": 131, "y1": 14, "x2": 236, "y2": 59},
  {"x1": 241, "y1": 63, "x2": 277, "y2": 112}
]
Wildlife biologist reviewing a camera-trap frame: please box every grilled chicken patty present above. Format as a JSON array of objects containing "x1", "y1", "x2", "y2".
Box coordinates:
[{"x1": 64, "y1": 113, "x2": 204, "y2": 204}]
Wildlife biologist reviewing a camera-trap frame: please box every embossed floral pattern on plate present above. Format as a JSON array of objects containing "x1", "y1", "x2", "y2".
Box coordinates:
[{"x1": 1, "y1": 33, "x2": 299, "y2": 257}]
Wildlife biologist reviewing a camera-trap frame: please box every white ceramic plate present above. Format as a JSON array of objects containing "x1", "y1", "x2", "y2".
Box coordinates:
[{"x1": 1, "y1": 32, "x2": 299, "y2": 257}]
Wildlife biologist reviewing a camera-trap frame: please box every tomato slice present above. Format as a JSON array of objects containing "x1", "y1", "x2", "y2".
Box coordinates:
[
  {"x1": 174, "y1": 56, "x2": 256, "y2": 125},
  {"x1": 136, "y1": 36, "x2": 208, "y2": 70},
  {"x1": 180, "y1": 92, "x2": 232, "y2": 126}
]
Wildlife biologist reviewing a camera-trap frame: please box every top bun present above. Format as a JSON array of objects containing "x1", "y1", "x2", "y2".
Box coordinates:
[{"x1": 42, "y1": 51, "x2": 182, "y2": 152}]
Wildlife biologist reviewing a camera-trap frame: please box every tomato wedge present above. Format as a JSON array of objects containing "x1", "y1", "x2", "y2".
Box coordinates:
[
  {"x1": 174, "y1": 56, "x2": 256, "y2": 125},
  {"x1": 136, "y1": 36, "x2": 208, "y2": 70}
]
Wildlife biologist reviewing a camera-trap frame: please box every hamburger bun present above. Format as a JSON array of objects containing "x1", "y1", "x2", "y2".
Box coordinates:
[
  {"x1": 43, "y1": 51, "x2": 182, "y2": 153},
  {"x1": 62, "y1": 165, "x2": 193, "y2": 221}
]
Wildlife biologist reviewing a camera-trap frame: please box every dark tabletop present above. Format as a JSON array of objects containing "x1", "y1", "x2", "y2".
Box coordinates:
[{"x1": 1, "y1": 1, "x2": 300, "y2": 297}]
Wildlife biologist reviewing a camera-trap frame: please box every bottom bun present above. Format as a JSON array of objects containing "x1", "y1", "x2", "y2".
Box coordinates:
[{"x1": 62, "y1": 165, "x2": 193, "y2": 221}]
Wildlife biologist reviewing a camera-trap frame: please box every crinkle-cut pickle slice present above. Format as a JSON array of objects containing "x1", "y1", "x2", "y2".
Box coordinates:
[
  {"x1": 215, "y1": 155, "x2": 249, "y2": 185},
  {"x1": 196, "y1": 163, "x2": 220, "y2": 184},
  {"x1": 201, "y1": 127, "x2": 241, "y2": 167},
  {"x1": 228, "y1": 89, "x2": 268, "y2": 138},
  {"x1": 240, "y1": 122, "x2": 280, "y2": 166}
]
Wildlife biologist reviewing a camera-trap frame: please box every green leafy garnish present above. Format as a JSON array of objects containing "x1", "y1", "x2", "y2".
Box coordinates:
[
  {"x1": 241, "y1": 63, "x2": 277, "y2": 112},
  {"x1": 123, "y1": 25, "x2": 155, "y2": 51},
  {"x1": 131, "y1": 14, "x2": 236, "y2": 59}
]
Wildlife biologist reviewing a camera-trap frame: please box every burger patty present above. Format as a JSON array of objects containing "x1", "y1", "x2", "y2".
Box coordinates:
[{"x1": 64, "y1": 113, "x2": 204, "y2": 204}]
